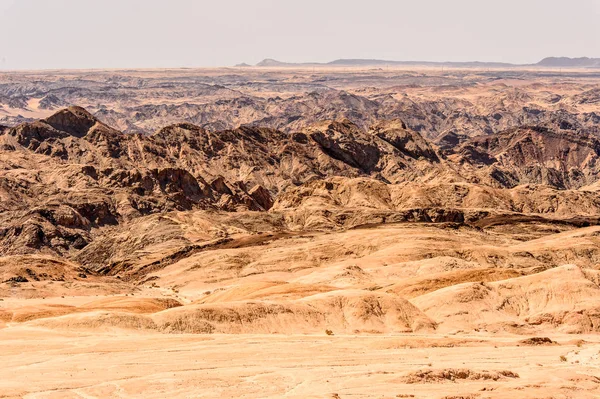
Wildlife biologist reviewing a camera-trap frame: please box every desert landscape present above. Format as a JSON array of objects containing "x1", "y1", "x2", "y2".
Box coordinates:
[{"x1": 1, "y1": 63, "x2": 600, "y2": 398}]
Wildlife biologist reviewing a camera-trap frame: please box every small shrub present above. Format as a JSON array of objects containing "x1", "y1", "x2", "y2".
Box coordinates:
[{"x1": 325, "y1": 329, "x2": 334, "y2": 336}]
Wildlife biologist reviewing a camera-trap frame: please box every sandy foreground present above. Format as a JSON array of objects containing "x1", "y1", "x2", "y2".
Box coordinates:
[
  {"x1": 2, "y1": 222, "x2": 600, "y2": 398},
  {"x1": 0, "y1": 327, "x2": 599, "y2": 399}
]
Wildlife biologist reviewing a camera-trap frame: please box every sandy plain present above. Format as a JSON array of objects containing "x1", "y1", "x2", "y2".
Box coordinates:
[{"x1": 2, "y1": 328, "x2": 600, "y2": 399}]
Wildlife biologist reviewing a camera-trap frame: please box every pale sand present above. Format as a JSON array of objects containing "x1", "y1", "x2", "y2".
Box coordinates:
[{"x1": 1, "y1": 327, "x2": 599, "y2": 398}]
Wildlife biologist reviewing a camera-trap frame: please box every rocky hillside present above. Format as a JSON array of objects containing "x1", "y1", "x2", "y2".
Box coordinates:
[
  {"x1": 1, "y1": 107, "x2": 600, "y2": 260},
  {"x1": 2, "y1": 104, "x2": 600, "y2": 344}
]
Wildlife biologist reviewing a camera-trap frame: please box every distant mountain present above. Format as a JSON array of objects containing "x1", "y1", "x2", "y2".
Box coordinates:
[
  {"x1": 536, "y1": 57, "x2": 600, "y2": 68},
  {"x1": 255, "y1": 59, "x2": 288, "y2": 67},
  {"x1": 255, "y1": 59, "x2": 320, "y2": 67},
  {"x1": 255, "y1": 58, "x2": 515, "y2": 68},
  {"x1": 253, "y1": 57, "x2": 600, "y2": 69}
]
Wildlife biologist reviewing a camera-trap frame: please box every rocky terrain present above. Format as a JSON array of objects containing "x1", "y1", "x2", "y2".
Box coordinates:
[
  {"x1": 2, "y1": 67, "x2": 600, "y2": 139},
  {"x1": 1, "y1": 68, "x2": 600, "y2": 399}
]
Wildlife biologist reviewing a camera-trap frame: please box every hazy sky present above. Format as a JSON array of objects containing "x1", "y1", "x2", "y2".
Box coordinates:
[{"x1": 0, "y1": 0, "x2": 599, "y2": 69}]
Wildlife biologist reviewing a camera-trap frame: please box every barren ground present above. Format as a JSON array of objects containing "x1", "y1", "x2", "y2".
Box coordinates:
[
  {"x1": 2, "y1": 328, "x2": 600, "y2": 399},
  {"x1": 1, "y1": 66, "x2": 600, "y2": 398}
]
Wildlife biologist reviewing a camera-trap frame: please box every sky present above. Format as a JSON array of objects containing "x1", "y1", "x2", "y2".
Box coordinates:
[{"x1": 0, "y1": 0, "x2": 599, "y2": 69}]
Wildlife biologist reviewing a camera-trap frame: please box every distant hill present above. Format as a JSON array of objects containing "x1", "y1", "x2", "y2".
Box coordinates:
[
  {"x1": 255, "y1": 59, "x2": 288, "y2": 67},
  {"x1": 252, "y1": 57, "x2": 600, "y2": 69},
  {"x1": 536, "y1": 57, "x2": 600, "y2": 68},
  {"x1": 255, "y1": 59, "x2": 320, "y2": 67},
  {"x1": 254, "y1": 58, "x2": 515, "y2": 68}
]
